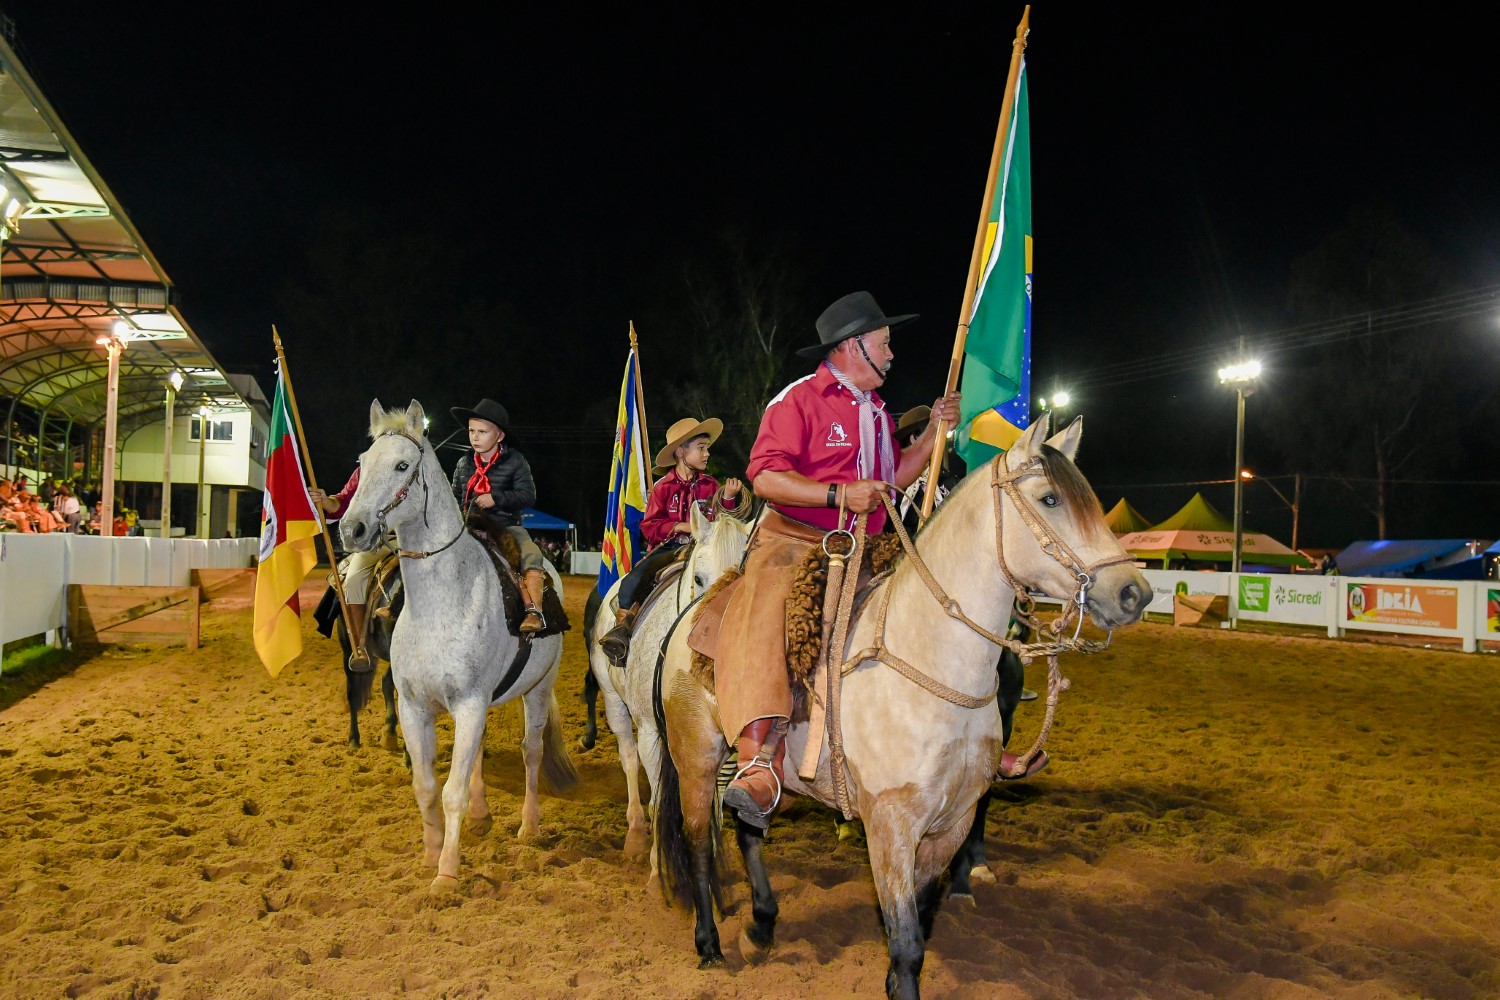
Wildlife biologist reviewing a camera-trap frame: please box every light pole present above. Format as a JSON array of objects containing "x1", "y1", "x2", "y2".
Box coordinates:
[
  {"x1": 1241, "y1": 469, "x2": 1301, "y2": 553},
  {"x1": 1217, "y1": 359, "x2": 1261, "y2": 573},
  {"x1": 196, "y1": 405, "x2": 210, "y2": 538},
  {"x1": 161, "y1": 371, "x2": 183, "y2": 538},
  {"x1": 97, "y1": 321, "x2": 131, "y2": 537}
]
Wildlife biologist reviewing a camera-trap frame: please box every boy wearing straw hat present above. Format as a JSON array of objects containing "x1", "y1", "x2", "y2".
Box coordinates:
[{"x1": 597, "y1": 416, "x2": 743, "y2": 667}]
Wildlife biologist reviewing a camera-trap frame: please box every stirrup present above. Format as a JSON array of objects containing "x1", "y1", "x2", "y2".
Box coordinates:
[{"x1": 725, "y1": 753, "x2": 782, "y2": 821}]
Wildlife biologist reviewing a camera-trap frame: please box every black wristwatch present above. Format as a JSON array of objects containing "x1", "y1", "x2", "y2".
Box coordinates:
[{"x1": 827, "y1": 483, "x2": 838, "y2": 507}]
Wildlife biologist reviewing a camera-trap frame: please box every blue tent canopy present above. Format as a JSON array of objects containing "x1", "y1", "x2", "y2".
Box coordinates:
[
  {"x1": 1334, "y1": 539, "x2": 1478, "y2": 578},
  {"x1": 520, "y1": 508, "x2": 574, "y2": 531}
]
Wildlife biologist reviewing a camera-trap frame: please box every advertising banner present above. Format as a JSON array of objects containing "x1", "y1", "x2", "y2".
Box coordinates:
[
  {"x1": 1344, "y1": 581, "x2": 1461, "y2": 632},
  {"x1": 1483, "y1": 588, "x2": 1500, "y2": 639},
  {"x1": 1140, "y1": 570, "x2": 1229, "y2": 615},
  {"x1": 1234, "y1": 574, "x2": 1335, "y2": 626}
]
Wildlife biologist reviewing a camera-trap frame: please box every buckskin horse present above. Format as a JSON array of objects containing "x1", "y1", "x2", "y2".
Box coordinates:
[{"x1": 651, "y1": 414, "x2": 1151, "y2": 999}]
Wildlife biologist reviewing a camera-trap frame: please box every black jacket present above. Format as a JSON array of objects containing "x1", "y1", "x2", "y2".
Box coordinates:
[{"x1": 451, "y1": 447, "x2": 536, "y2": 530}]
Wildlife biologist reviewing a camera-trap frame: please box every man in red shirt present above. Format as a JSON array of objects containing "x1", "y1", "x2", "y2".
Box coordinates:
[
  {"x1": 718, "y1": 290, "x2": 961, "y2": 829},
  {"x1": 598, "y1": 416, "x2": 742, "y2": 667}
]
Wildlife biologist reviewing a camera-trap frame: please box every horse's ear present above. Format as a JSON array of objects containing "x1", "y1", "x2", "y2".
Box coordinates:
[
  {"x1": 690, "y1": 500, "x2": 712, "y2": 537},
  {"x1": 1044, "y1": 415, "x2": 1083, "y2": 462},
  {"x1": 368, "y1": 399, "x2": 384, "y2": 437},
  {"x1": 1012, "y1": 410, "x2": 1051, "y2": 458},
  {"x1": 405, "y1": 400, "x2": 425, "y2": 435}
]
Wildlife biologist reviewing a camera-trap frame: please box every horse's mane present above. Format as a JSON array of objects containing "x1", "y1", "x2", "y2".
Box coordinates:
[
  {"x1": 921, "y1": 444, "x2": 1107, "y2": 542},
  {"x1": 369, "y1": 405, "x2": 414, "y2": 439}
]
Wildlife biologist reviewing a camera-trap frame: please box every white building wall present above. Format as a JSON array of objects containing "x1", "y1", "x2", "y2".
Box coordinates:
[{"x1": 119, "y1": 407, "x2": 267, "y2": 489}]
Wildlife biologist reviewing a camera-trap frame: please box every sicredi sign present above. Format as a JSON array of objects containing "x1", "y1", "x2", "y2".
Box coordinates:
[{"x1": 1234, "y1": 574, "x2": 1334, "y2": 626}]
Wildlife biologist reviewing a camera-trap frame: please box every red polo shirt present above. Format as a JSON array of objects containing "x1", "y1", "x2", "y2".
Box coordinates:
[
  {"x1": 641, "y1": 468, "x2": 739, "y2": 548},
  {"x1": 747, "y1": 364, "x2": 899, "y2": 534}
]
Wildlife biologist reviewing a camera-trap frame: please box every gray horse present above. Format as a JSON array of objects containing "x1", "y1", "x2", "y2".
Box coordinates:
[{"x1": 340, "y1": 399, "x2": 577, "y2": 894}]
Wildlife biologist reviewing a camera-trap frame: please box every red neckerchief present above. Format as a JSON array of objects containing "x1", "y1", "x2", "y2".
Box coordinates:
[{"x1": 465, "y1": 446, "x2": 503, "y2": 506}]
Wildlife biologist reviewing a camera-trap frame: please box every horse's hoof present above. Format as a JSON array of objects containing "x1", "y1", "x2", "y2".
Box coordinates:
[
  {"x1": 468, "y1": 814, "x2": 493, "y2": 838},
  {"x1": 970, "y1": 864, "x2": 997, "y2": 885},
  {"x1": 516, "y1": 821, "x2": 541, "y2": 842},
  {"x1": 836, "y1": 820, "x2": 861, "y2": 842},
  {"x1": 382, "y1": 732, "x2": 399, "y2": 752},
  {"x1": 579, "y1": 733, "x2": 596, "y2": 751},
  {"x1": 950, "y1": 891, "x2": 977, "y2": 908},
  {"x1": 429, "y1": 874, "x2": 460, "y2": 896},
  {"x1": 623, "y1": 826, "x2": 649, "y2": 860},
  {"x1": 738, "y1": 928, "x2": 773, "y2": 965},
  {"x1": 696, "y1": 953, "x2": 726, "y2": 970}
]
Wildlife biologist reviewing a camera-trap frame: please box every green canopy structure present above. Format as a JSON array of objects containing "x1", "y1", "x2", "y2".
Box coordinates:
[
  {"x1": 1103, "y1": 498, "x2": 1154, "y2": 535},
  {"x1": 1148, "y1": 492, "x2": 1234, "y2": 532},
  {"x1": 1117, "y1": 492, "x2": 1310, "y2": 568}
]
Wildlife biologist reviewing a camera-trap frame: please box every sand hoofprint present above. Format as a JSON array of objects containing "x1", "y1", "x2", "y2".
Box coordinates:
[{"x1": 1, "y1": 572, "x2": 1496, "y2": 999}]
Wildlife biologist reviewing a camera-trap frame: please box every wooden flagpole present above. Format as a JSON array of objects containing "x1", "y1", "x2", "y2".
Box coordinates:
[
  {"x1": 920, "y1": 5, "x2": 1031, "y2": 523},
  {"x1": 272, "y1": 326, "x2": 370, "y2": 672},
  {"x1": 629, "y1": 321, "x2": 651, "y2": 468}
]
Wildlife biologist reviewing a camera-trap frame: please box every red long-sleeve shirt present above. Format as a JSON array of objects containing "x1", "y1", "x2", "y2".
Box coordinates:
[
  {"x1": 640, "y1": 468, "x2": 739, "y2": 549},
  {"x1": 325, "y1": 467, "x2": 360, "y2": 519}
]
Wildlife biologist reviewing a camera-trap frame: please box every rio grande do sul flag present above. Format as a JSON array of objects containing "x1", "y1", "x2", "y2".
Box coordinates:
[
  {"x1": 957, "y1": 55, "x2": 1032, "y2": 469},
  {"x1": 597, "y1": 347, "x2": 649, "y2": 597},
  {"x1": 253, "y1": 370, "x2": 320, "y2": 676}
]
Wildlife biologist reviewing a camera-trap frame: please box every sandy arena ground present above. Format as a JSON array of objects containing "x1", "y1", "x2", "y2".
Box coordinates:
[{"x1": 1, "y1": 571, "x2": 1496, "y2": 999}]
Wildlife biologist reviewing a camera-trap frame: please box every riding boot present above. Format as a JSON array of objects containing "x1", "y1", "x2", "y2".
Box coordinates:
[
  {"x1": 520, "y1": 569, "x2": 547, "y2": 635},
  {"x1": 598, "y1": 603, "x2": 640, "y2": 668},
  {"x1": 721, "y1": 717, "x2": 786, "y2": 830},
  {"x1": 346, "y1": 603, "x2": 372, "y2": 671}
]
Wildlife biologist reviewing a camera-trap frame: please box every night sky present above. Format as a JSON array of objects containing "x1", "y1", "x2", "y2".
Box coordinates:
[{"x1": 5, "y1": 6, "x2": 1496, "y2": 547}]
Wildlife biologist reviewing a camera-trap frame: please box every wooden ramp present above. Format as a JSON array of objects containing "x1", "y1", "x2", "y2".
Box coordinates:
[
  {"x1": 68, "y1": 585, "x2": 200, "y2": 650},
  {"x1": 191, "y1": 568, "x2": 256, "y2": 603},
  {"x1": 1173, "y1": 593, "x2": 1230, "y2": 628}
]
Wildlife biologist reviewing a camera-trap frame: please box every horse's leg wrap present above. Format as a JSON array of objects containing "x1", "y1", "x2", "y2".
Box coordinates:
[{"x1": 723, "y1": 717, "x2": 786, "y2": 830}]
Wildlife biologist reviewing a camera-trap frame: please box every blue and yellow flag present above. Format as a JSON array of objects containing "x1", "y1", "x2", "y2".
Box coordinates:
[
  {"x1": 598, "y1": 348, "x2": 650, "y2": 596},
  {"x1": 956, "y1": 56, "x2": 1032, "y2": 469}
]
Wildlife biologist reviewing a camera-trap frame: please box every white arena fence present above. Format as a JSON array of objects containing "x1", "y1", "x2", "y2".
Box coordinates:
[
  {"x1": 1032, "y1": 569, "x2": 1499, "y2": 653},
  {"x1": 0, "y1": 534, "x2": 257, "y2": 654}
]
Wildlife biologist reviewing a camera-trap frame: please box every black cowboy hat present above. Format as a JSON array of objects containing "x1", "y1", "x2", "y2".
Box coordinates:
[
  {"x1": 450, "y1": 398, "x2": 510, "y2": 433},
  {"x1": 795, "y1": 290, "x2": 919, "y2": 359}
]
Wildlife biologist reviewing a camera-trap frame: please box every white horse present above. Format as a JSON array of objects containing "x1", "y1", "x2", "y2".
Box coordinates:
[
  {"x1": 653, "y1": 414, "x2": 1152, "y2": 998},
  {"x1": 339, "y1": 399, "x2": 577, "y2": 894},
  {"x1": 587, "y1": 501, "x2": 752, "y2": 859}
]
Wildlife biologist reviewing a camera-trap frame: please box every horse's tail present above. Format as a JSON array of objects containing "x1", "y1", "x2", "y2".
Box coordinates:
[
  {"x1": 540, "y1": 693, "x2": 580, "y2": 793},
  {"x1": 340, "y1": 622, "x2": 375, "y2": 715},
  {"x1": 653, "y1": 710, "x2": 696, "y2": 909}
]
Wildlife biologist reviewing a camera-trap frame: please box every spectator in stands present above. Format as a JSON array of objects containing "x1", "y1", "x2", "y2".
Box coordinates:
[
  {"x1": 19, "y1": 491, "x2": 61, "y2": 532},
  {"x1": 80, "y1": 481, "x2": 101, "y2": 512},
  {"x1": 0, "y1": 478, "x2": 31, "y2": 532},
  {"x1": 54, "y1": 483, "x2": 82, "y2": 533}
]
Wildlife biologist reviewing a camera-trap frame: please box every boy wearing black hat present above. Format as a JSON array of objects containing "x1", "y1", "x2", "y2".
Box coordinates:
[{"x1": 450, "y1": 398, "x2": 548, "y2": 634}]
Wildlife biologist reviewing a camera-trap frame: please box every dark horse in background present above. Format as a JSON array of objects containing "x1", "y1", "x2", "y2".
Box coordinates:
[{"x1": 317, "y1": 553, "x2": 403, "y2": 750}]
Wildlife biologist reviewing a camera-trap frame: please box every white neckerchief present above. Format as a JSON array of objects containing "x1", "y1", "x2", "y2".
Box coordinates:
[{"x1": 825, "y1": 361, "x2": 895, "y2": 485}]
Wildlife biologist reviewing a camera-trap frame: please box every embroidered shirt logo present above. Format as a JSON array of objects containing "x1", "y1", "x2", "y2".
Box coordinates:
[{"x1": 826, "y1": 421, "x2": 852, "y2": 446}]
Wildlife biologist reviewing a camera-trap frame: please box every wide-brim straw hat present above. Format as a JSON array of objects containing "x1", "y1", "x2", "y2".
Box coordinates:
[
  {"x1": 894, "y1": 405, "x2": 932, "y2": 444},
  {"x1": 796, "y1": 290, "x2": 918, "y2": 359},
  {"x1": 654, "y1": 416, "x2": 723, "y2": 471},
  {"x1": 450, "y1": 398, "x2": 510, "y2": 433}
]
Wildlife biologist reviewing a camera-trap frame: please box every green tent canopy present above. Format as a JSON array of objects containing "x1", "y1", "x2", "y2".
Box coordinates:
[
  {"x1": 1116, "y1": 492, "x2": 1310, "y2": 568},
  {"x1": 1149, "y1": 492, "x2": 1235, "y2": 532},
  {"x1": 1103, "y1": 498, "x2": 1154, "y2": 535}
]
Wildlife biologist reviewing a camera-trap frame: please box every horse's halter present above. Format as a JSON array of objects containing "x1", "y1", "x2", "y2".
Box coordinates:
[
  {"x1": 370, "y1": 429, "x2": 464, "y2": 560},
  {"x1": 989, "y1": 453, "x2": 1137, "y2": 641}
]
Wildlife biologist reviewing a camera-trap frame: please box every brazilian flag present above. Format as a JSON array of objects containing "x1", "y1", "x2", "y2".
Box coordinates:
[{"x1": 956, "y1": 57, "x2": 1032, "y2": 469}]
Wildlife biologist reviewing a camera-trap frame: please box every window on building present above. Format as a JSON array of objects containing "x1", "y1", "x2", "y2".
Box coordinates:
[{"x1": 189, "y1": 417, "x2": 234, "y2": 442}]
